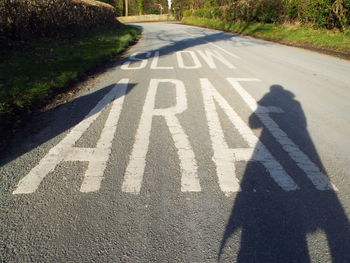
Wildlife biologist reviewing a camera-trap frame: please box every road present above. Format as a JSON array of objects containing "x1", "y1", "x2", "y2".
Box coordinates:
[{"x1": 1, "y1": 22, "x2": 350, "y2": 262}]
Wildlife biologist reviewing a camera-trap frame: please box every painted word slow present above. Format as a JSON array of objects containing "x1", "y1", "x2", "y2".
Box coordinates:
[{"x1": 121, "y1": 49, "x2": 236, "y2": 70}]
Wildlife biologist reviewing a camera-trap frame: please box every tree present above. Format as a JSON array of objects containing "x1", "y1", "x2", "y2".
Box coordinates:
[
  {"x1": 137, "y1": 0, "x2": 144, "y2": 14},
  {"x1": 96, "y1": 0, "x2": 124, "y2": 16},
  {"x1": 144, "y1": 0, "x2": 169, "y2": 14},
  {"x1": 96, "y1": 0, "x2": 118, "y2": 7},
  {"x1": 204, "y1": 0, "x2": 218, "y2": 8}
]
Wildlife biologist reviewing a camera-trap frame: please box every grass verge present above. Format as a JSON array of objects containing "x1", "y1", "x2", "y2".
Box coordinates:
[
  {"x1": 183, "y1": 16, "x2": 350, "y2": 57},
  {"x1": 0, "y1": 22, "x2": 140, "y2": 127}
]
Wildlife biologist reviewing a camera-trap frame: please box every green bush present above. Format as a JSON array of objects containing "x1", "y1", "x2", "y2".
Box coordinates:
[
  {"x1": 204, "y1": 0, "x2": 218, "y2": 9},
  {"x1": 193, "y1": 8, "x2": 213, "y2": 19},
  {"x1": 147, "y1": 7, "x2": 160, "y2": 14},
  {"x1": 97, "y1": 0, "x2": 117, "y2": 6},
  {"x1": 221, "y1": 5, "x2": 236, "y2": 22},
  {"x1": 0, "y1": 0, "x2": 117, "y2": 40},
  {"x1": 183, "y1": 0, "x2": 350, "y2": 30},
  {"x1": 0, "y1": 23, "x2": 139, "y2": 125},
  {"x1": 282, "y1": 0, "x2": 299, "y2": 21},
  {"x1": 257, "y1": 0, "x2": 282, "y2": 23},
  {"x1": 303, "y1": 0, "x2": 335, "y2": 28},
  {"x1": 183, "y1": 10, "x2": 192, "y2": 17},
  {"x1": 212, "y1": 7, "x2": 222, "y2": 19}
]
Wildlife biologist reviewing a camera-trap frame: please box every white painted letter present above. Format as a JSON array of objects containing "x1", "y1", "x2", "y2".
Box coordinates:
[
  {"x1": 197, "y1": 50, "x2": 235, "y2": 69},
  {"x1": 201, "y1": 78, "x2": 299, "y2": 195},
  {"x1": 227, "y1": 77, "x2": 336, "y2": 191},
  {"x1": 176, "y1": 51, "x2": 202, "y2": 69},
  {"x1": 121, "y1": 52, "x2": 151, "y2": 70},
  {"x1": 122, "y1": 79, "x2": 201, "y2": 194},
  {"x1": 13, "y1": 79, "x2": 129, "y2": 194},
  {"x1": 151, "y1": 51, "x2": 174, "y2": 70}
]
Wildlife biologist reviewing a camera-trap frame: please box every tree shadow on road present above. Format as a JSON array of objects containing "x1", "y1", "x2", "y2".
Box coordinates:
[
  {"x1": 0, "y1": 82, "x2": 136, "y2": 192},
  {"x1": 114, "y1": 24, "x2": 272, "y2": 68},
  {"x1": 219, "y1": 85, "x2": 350, "y2": 262},
  {"x1": 0, "y1": 23, "x2": 272, "y2": 194}
]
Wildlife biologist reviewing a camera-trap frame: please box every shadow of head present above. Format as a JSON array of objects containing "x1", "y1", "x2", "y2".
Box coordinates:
[
  {"x1": 219, "y1": 84, "x2": 350, "y2": 263},
  {"x1": 270, "y1": 84, "x2": 295, "y2": 98}
]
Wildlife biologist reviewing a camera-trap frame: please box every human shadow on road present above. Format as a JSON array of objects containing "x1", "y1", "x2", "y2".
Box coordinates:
[{"x1": 219, "y1": 85, "x2": 350, "y2": 262}]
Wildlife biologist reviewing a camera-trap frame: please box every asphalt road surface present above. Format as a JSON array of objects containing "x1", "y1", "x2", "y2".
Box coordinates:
[{"x1": 1, "y1": 22, "x2": 350, "y2": 262}]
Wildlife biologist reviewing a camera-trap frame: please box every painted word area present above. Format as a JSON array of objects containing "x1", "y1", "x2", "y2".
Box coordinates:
[
  {"x1": 121, "y1": 50, "x2": 236, "y2": 70},
  {"x1": 13, "y1": 49, "x2": 336, "y2": 195}
]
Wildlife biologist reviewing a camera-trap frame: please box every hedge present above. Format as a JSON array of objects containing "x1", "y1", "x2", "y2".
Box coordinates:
[
  {"x1": 0, "y1": 0, "x2": 117, "y2": 40},
  {"x1": 182, "y1": 0, "x2": 350, "y2": 30}
]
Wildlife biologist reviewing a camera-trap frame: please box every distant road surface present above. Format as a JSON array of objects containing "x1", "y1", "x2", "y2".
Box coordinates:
[{"x1": 1, "y1": 22, "x2": 350, "y2": 262}]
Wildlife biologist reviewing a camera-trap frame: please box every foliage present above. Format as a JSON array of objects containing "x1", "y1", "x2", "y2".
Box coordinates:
[
  {"x1": 146, "y1": 7, "x2": 161, "y2": 14},
  {"x1": 0, "y1": 0, "x2": 117, "y2": 40},
  {"x1": 183, "y1": 10, "x2": 193, "y2": 17},
  {"x1": 178, "y1": 0, "x2": 350, "y2": 30},
  {"x1": 137, "y1": 0, "x2": 144, "y2": 14},
  {"x1": 257, "y1": 0, "x2": 282, "y2": 23},
  {"x1": 97, "y1": 0, "x2": 117, "y2": 6},
  {"x1": 282, "y1": 0, "x2": 337, "y2": 28},
  {"x1": 0, "y1": 23, "x2": 140, "y2": 125},
  {"x1": 193, "y1": 7, "x2": 222, "y2": 19},
  {"x1": 183, "y1": 16, "x2": 350, "y2": 53},
  {"x1": 144, "y1": 0, "x2": 168, "y2": 14},
  {"x1": 204, "y1": 0, "x2": 218, "y2": 8},
  {"x1": 96, "y1": 0, "x2": 123, "y2": 15}
]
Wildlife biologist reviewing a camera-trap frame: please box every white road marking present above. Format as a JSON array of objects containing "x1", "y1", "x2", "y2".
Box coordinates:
[
  {"x1": 205, "y1": 42, "x2": 241, "y2": 60},
  {"x1": 227, "y1": 78, "x2": 337, "y2": 191},
  {"x1": 223, "y1": 78, "x2": 284, "y2": 114},
  {"x1": 121, "y1": 52, "x2": 151, "y2": 70},
  {"x1": 122, "y1": 79, "x2": 201, "y2": 194},
  {"x1": 151, "y1": 51, "x2": 174, "y2": 69},
  {"x1": 13, "y1": 79, "x2": 129, "y2": 194},
  {"x1": 122, "y1": 45, "x2": 238, "y2": 71},
  {"x1": 176, "y1": 51, "x2": 202, "y2": 69},
  {"x1": 184, "y1": 31, "x2": 240, "y2": 60},
  {"x1": 197, "y1": 50, "x2": 236, "y2": 69},
  {"x1": 201, "y1": 78, "x2": 299, "y2": 195}
]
